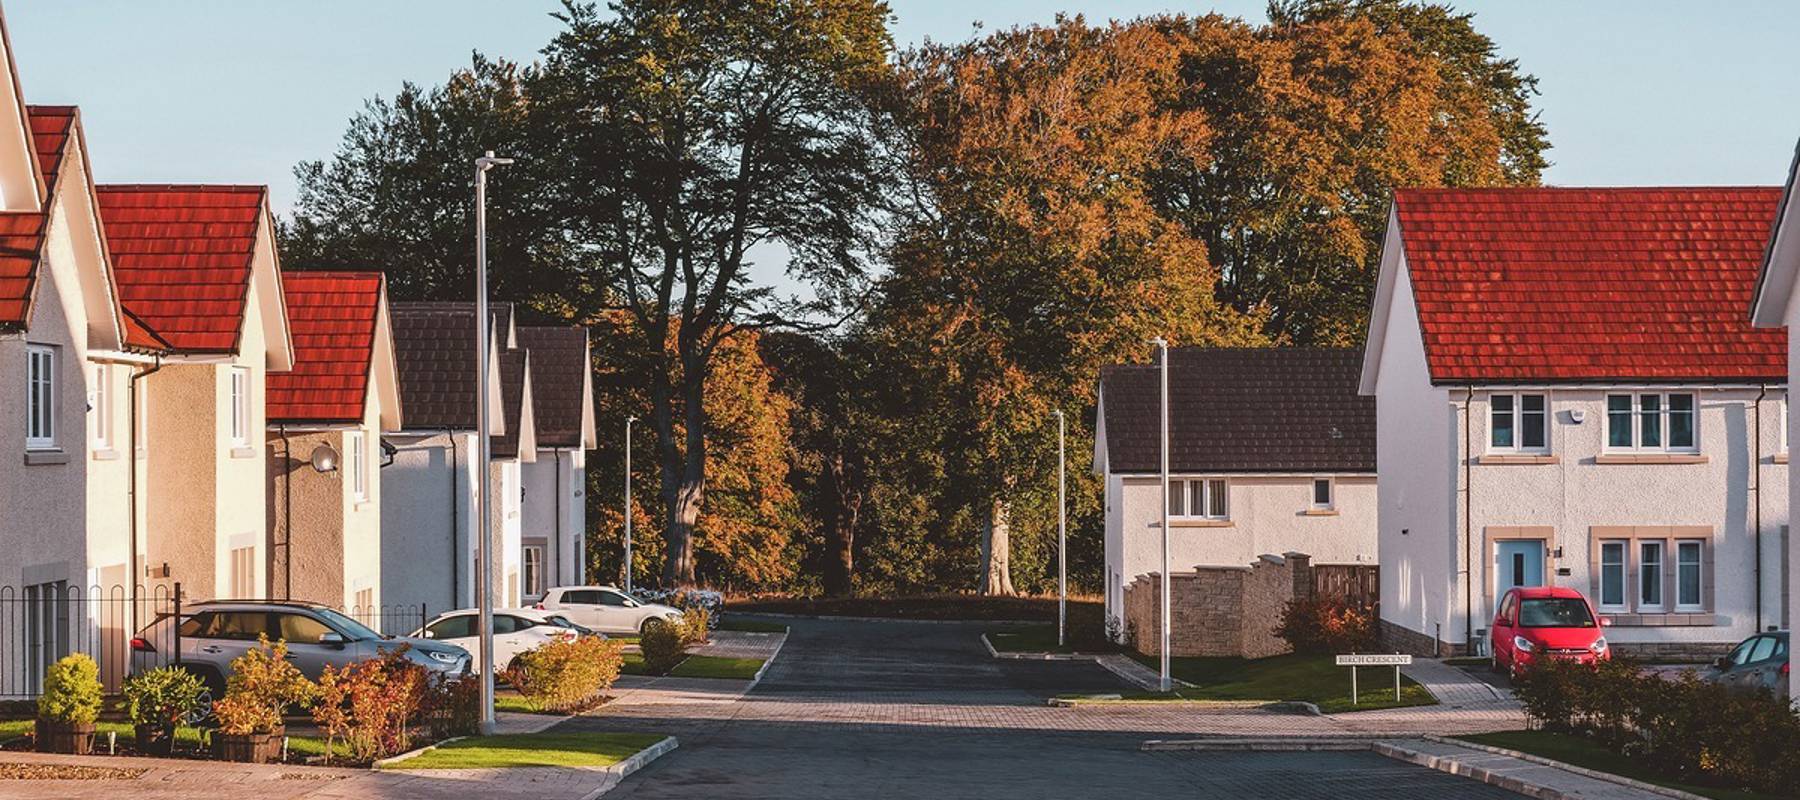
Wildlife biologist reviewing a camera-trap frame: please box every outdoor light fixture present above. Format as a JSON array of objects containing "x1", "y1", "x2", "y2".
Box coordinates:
[
  {"x1": 474, "y1": 149, "x2": 515, "y2": 736},
  {"x1": 1149, "y1": 336, "x2": 1171, "y2": 694},
  {"x1": 309, "y1": 443, "x2": 340, "y2": 474}
]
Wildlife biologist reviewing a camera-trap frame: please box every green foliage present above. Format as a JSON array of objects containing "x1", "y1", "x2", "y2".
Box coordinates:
[
  {"x1": 502, "y1": 636, "x2": 624, "y2": 714},
  {"x1": 36, "y1": 654, "x2": 102, "y2": 725},
  {"x1": 122, "y1": 667, "x2": 205, "y2": 728},
  {"x1": 675, "y1": 608, "x2": 711, "y2": 646},
  {"x1": 638, "y1": 620, "x2": 688, "y2": 675},
  {"x1": 214, "y1": 636, "x2": 315, "y2": 735}
]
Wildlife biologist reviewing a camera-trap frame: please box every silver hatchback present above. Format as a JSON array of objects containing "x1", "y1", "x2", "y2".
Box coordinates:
[
  {"x1": 131, "y1": 600, "x2": 471, "y2": 691},
  {"x1": 1704, "y1": 631, "x2": 1790, "y2": 700}
]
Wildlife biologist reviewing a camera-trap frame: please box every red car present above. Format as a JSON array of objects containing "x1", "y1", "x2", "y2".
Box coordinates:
[{"x1": 1490, "y1": 586, "x2": 1610, "y2": 676}]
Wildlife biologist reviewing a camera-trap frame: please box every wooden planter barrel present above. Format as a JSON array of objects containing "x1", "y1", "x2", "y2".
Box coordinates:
[
  {"x1": 35, "y1": 720, "x2": 96, "y2": 754},
  {"x1": 134, "y1": 723, "x2": 175, "y2": 756},
  {"x1": 213, "y1": 725, "x2": 284, "y2": 763}
]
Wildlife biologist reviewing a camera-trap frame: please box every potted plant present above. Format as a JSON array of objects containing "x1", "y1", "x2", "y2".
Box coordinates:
[
  {"x1": 122, "y1": 666, "x2": 204, "y2": 755},
  {"x1": 35, "y1": 654, "x2": 102, "y2": 754},
  {"x1": 210, "y1": 636, "x2": 314, "y2": 763}
]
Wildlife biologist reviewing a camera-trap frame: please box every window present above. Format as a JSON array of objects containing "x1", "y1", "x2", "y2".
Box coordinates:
[
  {"x1": 229, "y1": 367, "x2": 250, "y2": 446},
  {"x1": 522, "y1": 545, "x2": 544, "y2": 598},
  {"x1": 562, "y1": 590, "x2": 601, "y2": 605},
  {"x1": 1606, "y1": 393, "x2": 1697, "y2": 452},
  {"x1": 1676, "y1": 540, "x2": 1703, "y2": 611},
  {"x1": 1490, "y1": 394, "x2": 1548, "y2": 451},
  {"x1": 1168, "y1": 478, "x2": 1228, "y2": 520},
  {"x1": 1748, "y1": 635, "x2": 1779, "y2": 664},
  {"x1": 230, "y1": 545, "x2": 256, "y2": 597},
  {"x1": 1599, "y1": 541, "x2": 1626, "y2": 610},
  {"x1": 25, "y1": 345, "x2": 54, "y2": 450},
  {"x1": 1311, "y1": 478, "x2": 1334, "y2": 510},
  {"x1": 353, "y1": 588, "x2": 373, "y2": 627},
  {"x1": 90, "y1": 364, "x2": 110, "y2": 449},
  {"x1": 349, "y1": 431, "x2": 368, "y2": 502},
  {"x1": 1638, "y1": 541, "x2": 1664, "y2": 611},
  {"x1": 206, "y1": 611, "x2": 271, "y2": 641},
  {"x1": 1518, "y1": 598, "x2": 1597, "y2": 628},
  {"x1": 426, "y1": 615, "x2": 475, "y2": 640},
  {"x1": 276, "y1": 613, "x2": 334, "y2": 645},
  {"x1": 599, "y1": 590, "x2": 632, "y2": 607}
]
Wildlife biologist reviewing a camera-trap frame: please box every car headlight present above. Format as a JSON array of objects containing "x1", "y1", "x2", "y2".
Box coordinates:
[
  {"x1": 1590, "y1": 637, "x2": 1608, "y2": 654},
  {"x1": 426, "y1": 650, "x2": 460, "y2": 664},
  {"x1": 1513, "y1": 635, "x2": 1534, "y2": 653}
]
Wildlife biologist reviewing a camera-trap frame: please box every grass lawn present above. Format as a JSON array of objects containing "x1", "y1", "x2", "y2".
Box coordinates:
[
  {"x1": 1124, "y1": 653, "x2": 1436, "y2": 713},
  {"x1": 386, "y1": 732, "x2": 665, "y2": 770},
  {"x1": 717, "y1": 619, "x2": 788, "y2": 634},
  {"x1": 1457, "y1": 731, "x2": 1776, "y2": 800},
  {"x1": 621, "y1": 652, "x2": 764, "y2": 680},
  {"x1": 0, "y1": 719, "x2": 208, "y2": 749}
]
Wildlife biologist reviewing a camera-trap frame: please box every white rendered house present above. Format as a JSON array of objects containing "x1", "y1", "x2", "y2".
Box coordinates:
[{"x1": 1749, "y1": 140, "x2": 1800, "y2": 699}]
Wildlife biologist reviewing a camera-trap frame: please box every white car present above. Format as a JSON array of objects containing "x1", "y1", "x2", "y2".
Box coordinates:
[
  {"x1": 411, "y1": 608, "x2": 578, "y2": 674},
  {"x1": 535, "y1": 586, "x2": 683, "y2": 635}
]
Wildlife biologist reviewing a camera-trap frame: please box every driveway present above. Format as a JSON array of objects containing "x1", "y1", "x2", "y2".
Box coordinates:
[{"x1": 562, "y1": 617, "x2": 1520, "y2": 799}]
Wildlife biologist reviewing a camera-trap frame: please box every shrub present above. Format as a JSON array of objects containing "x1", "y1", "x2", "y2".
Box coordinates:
[
  {"x1": 676, "y1": 607, "x2": 711, "y2": 646},
  {"x1": 639, "y1": 588, "x2": 724, "y2": 624},
  {"x1": 311, "y1": 648, "x2": 427, "y2": 763},
  {"x1": 639, "y1": 619, "x2": 688, "y2": 675},
  {"x1": 420, "y1": 675, "x2": 480, "y2": 739},
  {"x1": 504, "y1": 636, "x2": 623, "y2": 713},
  {"x1": 123, "y1": 666, "x2": 206, "y2": 729},
  {"x1": 213, "y1": 636, "x2": 315, "y2": 735},
  {"x1": 37, "y1": 654, "x2": 102, "y2": 726},
  {"x1": 212, "y1": 693, "x2": 279, "y2": 736},
  {"x1": 1272, "y1": 596, "x2": 1376, "y2": 654}
]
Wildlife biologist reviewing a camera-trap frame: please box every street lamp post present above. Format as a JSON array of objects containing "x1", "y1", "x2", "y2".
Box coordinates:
[
  {"x1": 1054, "y1": 409, "x2": 1067, "y2": 649},
  {"x1": 1151, "y1": 336, "x2": 1171, "y2": 693},
  {"x1": 474, "y1": 150, "x2": 513, "y2": 736},
  {"x1": 624, "y1": 415, "x2": 636, "y2": 594}
]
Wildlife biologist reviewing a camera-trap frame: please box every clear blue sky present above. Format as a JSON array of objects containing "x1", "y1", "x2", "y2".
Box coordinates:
[{"x1": 8, "y1": 0, "x2": 1799, "y2": 212}]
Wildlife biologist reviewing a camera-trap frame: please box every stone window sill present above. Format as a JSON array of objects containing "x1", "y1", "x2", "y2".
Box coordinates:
[
  {"x1": 1593, "y1": 453, "x2": 1708, "y2": 465},
  {"x1": 1155, "y1": 519, "x2": 1234, "y2": 529},
  {"x1": 1477, "y1": 454, "x2": 1559, "y2": 465},
  {"x1": 1601, "y1": 612, "x2": 1719, "y2": 627},
  {"x1": 24, "y1": 448, "x2": 69, "y2": 466},
  {"x1": 1300, "y1": 508, "x2": 1339, "y2": 517},
  {"x1": 230, "y1": 446, "x2": 257, "y2": 459},
  {"x1": 92, "y1": 448, "x2": 121, "y2": 461},
  {"x1": 1776, "y1": 452, "x2": 1790, "y2": 465}
]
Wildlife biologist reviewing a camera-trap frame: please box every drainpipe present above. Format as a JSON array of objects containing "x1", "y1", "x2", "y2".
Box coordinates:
[
  {"x1": 277, "y1": 425, "x2": 292, "y2": 600},
  {"x1": 127, "y1": 356, "x2": 163, "y2": 618},
  {"x1": 1754, "y1": 385, "x2": 1767, "y2": 632},
  {"x1": 553, "y1": 448, "x2": 563, "y2": 595},
  {"x1": 448, "y1": 431, "x2": 461, "y2": 608},
  {"x1": 1463, "y1": 385, "x2": 1475, "y2": 656}
]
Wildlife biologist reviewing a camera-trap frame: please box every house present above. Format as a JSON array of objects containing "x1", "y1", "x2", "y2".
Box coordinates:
[
  {"x1": 491, "y1": 345, "x2": 536, "y2": 607},
  {"x1": 265, "y1": 271, "x2": 401, "y2": 626},
  {"x1": 1749, "y1": 141, "x2": 1800, "y2": 700},
  {"x1": 98, "y1": 183, "x2": 296, "y2": 603},
  {"x1": 1093, "y1": 348, "x2": 1377, "y2": 653},
  {"x1": 516, "y1": 325, "x2": 597, "y2": 601},
  {"x1": 380, "y1": 302, "x2": 525, "y2": 625},
  {"x1": 1364, "y1": 187, "x2": 1788, "y2": 660}
]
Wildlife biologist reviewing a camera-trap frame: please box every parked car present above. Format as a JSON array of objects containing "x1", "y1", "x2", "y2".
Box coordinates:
[
  {"x1": 411, "y1": 608, "x2": 582, "y2": 674},
  {"x1": 131, "y1": 600, "x2": 471, "y2": 691},
  {"x1": 1704, "y1": 631, "x2": 1790, "y2": 699},
  {"x1": 535, "y1": 585, "x2": 683, "y2": 635},
  {"x1": 1490, "y1": 586, "x2": 1610, "y2": 676},
  {"x1": 532, "y1": 611, "x2": 605, "y2": 639}
]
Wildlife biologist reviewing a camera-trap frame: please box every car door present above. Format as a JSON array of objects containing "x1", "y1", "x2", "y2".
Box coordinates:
[
  {"x1": 274, "y1": 612, "x2": 353, "y2": 678},
  {"x1": 1719, "y1": 637, "x2": 1760, "y2": 691},
  {"x1": 552, "y1": 590, "x2": 606, "y2": 629},
  {"x1": 1742, "y1": 635, "x2": 1780, "y2": 694},
  {"x1": 1491, "y1": 591, "x2": 1516, "y2": 663},
  {"x1": 491, "y1": 614, "x2": 537, "y2": 670},
  {"x1": 198, "y1": 610, "x2": 271, "y2": 671},
  {"x1": 1756, "y1": 636, "x2": 1789, "y2": 694},
  {"x1": 595, "y1": 589, "x2": 642, "y2": 634},
  {"x1": 424, "y1": 613, "x2": 478, "y2": 658}
]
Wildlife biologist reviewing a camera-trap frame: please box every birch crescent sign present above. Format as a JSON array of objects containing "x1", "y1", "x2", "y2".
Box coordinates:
[{"x1": 1335, "y1": 654, "x2": 1412, "y2": 667}]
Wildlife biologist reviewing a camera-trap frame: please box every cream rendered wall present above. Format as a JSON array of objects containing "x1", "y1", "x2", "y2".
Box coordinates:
[
  {"x1": 522, "y1": 448, "x2": 587, "y2": 596},
  {"x1": 1112, "y1": 474, "x2": 1376, "y2": 582},
  {"x1": 380, "y1": 431, "x2": 478, "y2": 617},
  {"x1": 1104, "y1": 463, "x2": 1123, "y2": 629},
  {"x1": 491, "y1": 458, "x2": 523, "y2": 608},
  {"x1": 214, "y1": 264, "x2": 271, "y2": 599},
  {"x1": 1787, "y1": 293, "x2": 1800, "y2": 699},
  {"x1": 341, "y1": 389, "x2": 383, "y2": 613}
]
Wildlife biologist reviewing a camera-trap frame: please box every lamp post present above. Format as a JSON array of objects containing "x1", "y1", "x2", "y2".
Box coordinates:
[
  {"x1": 624, "y1": 415, "x2": 636, "y2": 594},
  {"x1": 1151, "y1": 336, "x2": 1171, "y2": 693},
  {"x1": 1054, "y1": 409, "x2": 1067, "y2": 648},
  {"x1": 474, "y1": 149, "x2": 513, "y2": 736}
]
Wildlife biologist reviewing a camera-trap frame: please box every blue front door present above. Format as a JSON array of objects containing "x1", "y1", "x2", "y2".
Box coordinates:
[{"x1": 1497, "y1": 540, "x2": 1546, "y2": 594}]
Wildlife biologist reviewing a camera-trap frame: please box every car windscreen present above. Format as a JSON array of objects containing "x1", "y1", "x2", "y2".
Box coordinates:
[
  {"x1": 314, "y1": 607, "x2": 383, "y2": 641},
  {"x1": 1517, "y1": 598, "x2": 1596, "y2": 628}
]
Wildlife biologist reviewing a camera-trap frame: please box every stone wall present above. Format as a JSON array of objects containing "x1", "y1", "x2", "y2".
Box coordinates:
[{"x1": 1124, "y1": 552, "x2": 1317, "y2": 658}]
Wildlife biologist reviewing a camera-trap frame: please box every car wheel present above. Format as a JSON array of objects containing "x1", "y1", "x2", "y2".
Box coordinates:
[{"x1": 641, "y1": 617, "x2": 669, "y2": 635}]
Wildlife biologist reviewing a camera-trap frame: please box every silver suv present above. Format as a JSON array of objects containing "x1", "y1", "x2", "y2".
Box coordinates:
[{"x1": 131, "y1": 600, "x2": 471, "y2": 691}]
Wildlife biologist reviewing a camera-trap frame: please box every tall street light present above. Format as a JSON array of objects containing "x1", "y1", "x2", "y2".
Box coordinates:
[
  {"x1": 624, "y1": 415, "x2": 636, "y2": 594},
  {"x1": 1151, "y1": 336, "x2": 1171, "y2": 693},
  {"x1": 474, "y1": 149, "x2": 513, "y2": 735},
  {"x1": 1054, "y1": 409, "x2": 1067, "y2": 648}
]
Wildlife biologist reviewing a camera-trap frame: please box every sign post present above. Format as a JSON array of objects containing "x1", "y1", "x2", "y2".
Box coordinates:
[{"x1": 1335, "y1": 653, "x2": 1412, "y2": 705}]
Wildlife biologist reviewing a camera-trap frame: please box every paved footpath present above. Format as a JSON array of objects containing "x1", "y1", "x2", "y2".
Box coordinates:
[{"x1": 563, "y1": 617, "x2": 1528, "y2": 799}]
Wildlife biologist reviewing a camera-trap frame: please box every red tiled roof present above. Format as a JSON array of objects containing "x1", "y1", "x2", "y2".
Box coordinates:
[
  {"x1": 26, "y1": 105, "x2": 72, "y2": 191},
  {"x1": 121, "y1": 306, "x2": 172, "y2": 353},
  {"x1": 0, "y1": 107, "x2": 70, "y2": 328},
  {"x1": 96, "y1": 185, "x2": 265, "y2": 353},
  {"x1": 268, "y1": 272, "x2": 384, "y2": 423},
  {"x1": 1394, "y1": 187, "x2": 1787, "y2": 383}
]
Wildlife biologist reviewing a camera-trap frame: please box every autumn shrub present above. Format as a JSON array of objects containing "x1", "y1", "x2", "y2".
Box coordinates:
[
  {"x1": 213, "y1": 636, "x2": 315, "y2": 735},
  {"x1": 639, "y1": 619, "x2": 688, "y2": 675},
  {"x1": 419, "y1": 674, "x2": 480, "y2": 739},
  {"x1": 1272, "y1": 596, "x2": 1375, "y2": 654},
  {"x1": 503, "y1": 636, "x2": 624, "y2": 713},
  {"x1": 37, "y1": 654, "x2": 102, "y2": 726},
  {"x1": 311, "y1": 648, "x2": 427, "y2": 763},
  {"x1": 677, "y1": 608, "x2": 711, "y2": 646}
]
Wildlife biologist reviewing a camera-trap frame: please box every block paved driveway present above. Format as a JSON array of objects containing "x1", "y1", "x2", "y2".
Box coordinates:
[{"x1": 562, "y1": 617, "x2": 1520, "y2": 799}]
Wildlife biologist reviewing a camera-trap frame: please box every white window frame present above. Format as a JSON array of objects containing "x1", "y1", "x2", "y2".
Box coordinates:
[
  {"x1": 1598, "y1": 540, "x2": 1627, "y2": 612},
  {"x1": 1605, "y1": 392, "x2": 1698, "y2": 454},
  {"x1": 25, "y1": 344, "x2": 55, "y2": 450},
  {"x1": 1488, "y1": 393, "x2": 1549, "y2": 453},
  {"x1": 1310, "y1": 477, "x2": 1334, "y2": 511},
  {"x1": 229, "y1": 367, "x2": 251, "y2": 447},
  {"x1": 349, "y1": 431, "x2": 368, "y2": 503},
  {"x1": 522, "y1": 544, "x2": 544, "y2": 598},
  {"x1": 1637, "y1": 540, "x2": 1666, "y2": 612},
  {"x1": 90, "y1": 364, "x2": 111, "y2": 450},
  {"x1": 1675, "y1": 539, "x2": 1704, "y2": 612},
  {"x1": 1168, "y1": 477, "x2": 1229, "y2": 521}
]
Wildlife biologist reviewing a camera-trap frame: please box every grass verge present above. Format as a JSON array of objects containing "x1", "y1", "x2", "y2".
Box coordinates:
[
  {"x1": 1124, "y1": 652, "x2": 1436, "y2": 713},
  {"x1": 717, "y1": 619, "x2": 788, "y2": 634},
  {"x1": 1456, "y1": 730, "x2": 1774, "y2": 800},
  {"x1": 385, "y1": 732, "x2": 666, "y2": 770},
  {"x1": 621, "y1": 652, "x2": 765, "y2": 680}
]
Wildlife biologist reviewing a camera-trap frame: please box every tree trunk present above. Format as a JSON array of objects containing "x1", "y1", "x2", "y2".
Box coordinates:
[
  {"x1": 981, "y1": 496, "x2": 1016, "y2": 596},
  {"x1": 822, "y1": 453, "x2": 859, "y2": 597},
  {"x1": 660, "y1": 356, "x2": 708, "y2": 587}
]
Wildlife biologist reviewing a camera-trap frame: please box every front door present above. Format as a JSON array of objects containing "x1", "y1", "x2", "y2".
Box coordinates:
[{"x1": 1497, "y1": 539, "x2": 1546, "y2": 597}]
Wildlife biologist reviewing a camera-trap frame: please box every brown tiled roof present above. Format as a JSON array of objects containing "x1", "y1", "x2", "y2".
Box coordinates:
[
  {"x1": 1099, "y1": 348, "x2": 1374, "y2": 474},
  {"x1": 390, "y1": 301, "x2": 513, "y2": 430},
  {"x1": 492, "y1": 349, "x2": 529, "y2": 458},
  {"x1": 516, "y1": 326, "x2": 589, "y2": 448}
]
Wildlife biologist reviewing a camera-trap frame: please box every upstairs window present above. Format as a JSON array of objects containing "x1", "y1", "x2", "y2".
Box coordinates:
[
  {"x1": 90, "y1": 364, "x2": 111, "y2": 450},
  {"x1": 1606, "y1": 393, "x2": 1696, "y2": 452},
  {"x1": 1490, "y1": 393, "x2": 1548, "y2": 451},
  {"x1": 349, "y1": 431, "x2": 368, "y2": 502},
  {"x1": 1168, "y1": 478, "x2": 1228, "y2": 520},
  {"x1": 229, "y1": 367, "x2": 250, "y2": 447},
  {"x1": 25, "y1": 345, "x2": 55, "y2": 450},
  {"x1": 1311, "y1": 477, "x2": 1334, "y2": 510}
]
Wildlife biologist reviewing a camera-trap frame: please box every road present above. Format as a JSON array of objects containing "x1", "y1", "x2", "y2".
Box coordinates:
[{"x1": 563, "y1": 617, "x2": 1520, "y2": 799}]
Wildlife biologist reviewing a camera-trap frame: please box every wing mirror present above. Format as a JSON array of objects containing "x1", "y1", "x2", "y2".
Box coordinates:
[
  {"x1": 318, "y1": 632, "x2": 346, "y2": 647},
  {"x1": 1600, "y1": 617, "x2": 1613, "y2": 627},
  {"x1": 1712, "y1": 656, "x2": 1732, "y2": 670}
]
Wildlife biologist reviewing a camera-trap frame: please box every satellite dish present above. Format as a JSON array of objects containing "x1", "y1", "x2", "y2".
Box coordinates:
[{"x1": 310, "y1": 443, "x2": 341, "y2": 474}]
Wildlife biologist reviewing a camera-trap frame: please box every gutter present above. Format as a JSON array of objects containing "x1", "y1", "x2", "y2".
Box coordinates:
[{"x1": 127, "y1": 355, "x2": 163, "y2": 617}]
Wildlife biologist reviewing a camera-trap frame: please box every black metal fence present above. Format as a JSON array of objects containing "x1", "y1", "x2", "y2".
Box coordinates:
[
  {"x1": 0, "y1": 583, "x2": 183, "y2": 698},
  {"x1": 347, "y1": 603, "x2": 431, "y2": 638}
]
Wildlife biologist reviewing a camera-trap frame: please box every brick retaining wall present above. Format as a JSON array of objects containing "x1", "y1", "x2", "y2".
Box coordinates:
[{"x1": 1123, "y1": 552, "x2": 1320, "y2": 658}]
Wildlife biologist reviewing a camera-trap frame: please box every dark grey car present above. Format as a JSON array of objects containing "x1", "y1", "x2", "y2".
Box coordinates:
[
  {"x1": 1705, "y1": 631, "x2": 1789, "y2": 700},
  {"x1": 130, "y1": 600, "x2": 471, "y2": 691}
]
